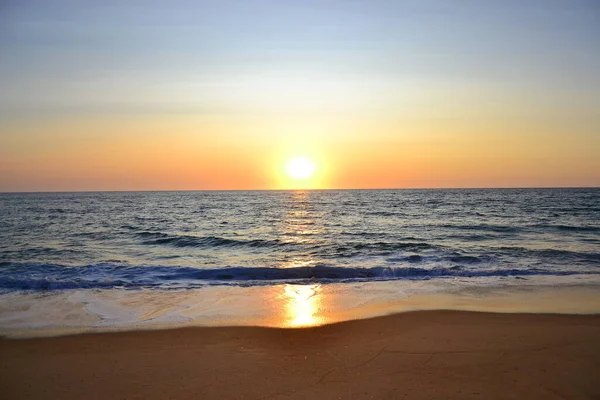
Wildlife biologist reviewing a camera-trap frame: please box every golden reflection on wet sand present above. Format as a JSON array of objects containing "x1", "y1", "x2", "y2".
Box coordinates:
[
  {"x1": 271, "y1": 282, "x2": 386, "y2": 328},
  {"x1": 281, "y1": 284, "x2": 322, "y2": 327}
]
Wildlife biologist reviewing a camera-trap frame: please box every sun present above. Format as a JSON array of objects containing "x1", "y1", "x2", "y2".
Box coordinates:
[{"x1": 285, "y1": 157, "x2": 316, "y2": 180}]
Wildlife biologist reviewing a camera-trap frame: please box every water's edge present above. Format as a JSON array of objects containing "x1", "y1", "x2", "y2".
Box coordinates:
[{"x1": 2, "y1": 279, "x2": 599, "y2": 339}]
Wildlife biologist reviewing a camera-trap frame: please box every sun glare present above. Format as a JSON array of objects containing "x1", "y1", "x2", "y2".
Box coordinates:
[
  {"x1": 285, "y1": 157, "x2": 316, "y2": 180},
  {"x1": 283, "y1": 284, "x2": 321, "y2": 327}
]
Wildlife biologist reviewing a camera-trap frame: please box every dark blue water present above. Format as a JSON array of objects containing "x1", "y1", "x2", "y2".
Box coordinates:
[{"x1": 1, "y1": 189, "x2": 599, "y2": 291}]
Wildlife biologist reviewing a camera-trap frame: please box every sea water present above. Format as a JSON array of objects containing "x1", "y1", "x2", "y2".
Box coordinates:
[{"x1": 1, "y1": 189, "x2": 599, "y2": 334}]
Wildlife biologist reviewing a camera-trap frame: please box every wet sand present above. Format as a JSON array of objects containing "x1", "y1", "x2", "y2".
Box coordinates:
[{"x1": 2, "y1": 310, "x2": 600, "y2": 399}]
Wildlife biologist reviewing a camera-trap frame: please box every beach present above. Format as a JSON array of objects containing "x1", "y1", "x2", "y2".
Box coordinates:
[
  {"x1": 1, "y1": 190, "x2": 599, "y2": 398},
  {"x1": 2, "y1": 310, "x2": 600, "y2": 400}
]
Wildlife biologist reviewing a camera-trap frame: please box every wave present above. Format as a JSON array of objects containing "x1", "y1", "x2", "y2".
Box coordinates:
[
  {"x1": 136, "y1": 232, "x2": 436, "y2": 255},
  {"x1": 138, "y1": 233, "x2": 290, "y2": 249},
  {"x1": 0, "y1": 247, "x2": 83, "y2": 258},
  {"x1": 539, "y1": 225, "x2": 600, "y2": 233},
  {"x1": 326, "y1": 242, "x2": 434, "y2": 258},
  {"x1": 0, "y1": 262, "x2": 597, "y2": 291},
  {"x1": 447, "y1": 255, "x2": 483, "y2": 264},
  {"x1": 349, "y1": 241, "x2": 433, "y2": 251},
  {"x1": 367, "y1": 211, "x2": 400, "y2": 217},
  {"x1": 532, "y1": 249, "x2": 600, "y2": 262},
  {"x1": 440, "y1": 223, "x2": 600, "y2": 234},
  {"x1": 439, "y1": 224, "x2": 520, "y2": 233}
]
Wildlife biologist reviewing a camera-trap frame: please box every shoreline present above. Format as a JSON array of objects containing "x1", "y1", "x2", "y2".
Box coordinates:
[
  {"x1": 2, "y1": 280, "x2": 600, "y2": 339},
  {"x1": 2, "y1": 310, "x2": 600, "y2": 399}
]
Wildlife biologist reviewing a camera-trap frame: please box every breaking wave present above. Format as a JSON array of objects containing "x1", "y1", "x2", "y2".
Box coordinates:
[{"x1": 1, "y1": 262, "x2": 598, "y2": 291}]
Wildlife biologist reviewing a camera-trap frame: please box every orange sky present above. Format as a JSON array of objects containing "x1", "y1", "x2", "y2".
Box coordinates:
[
  {"x1": 1, "y1": 110, "x2": 598, "y2": 191},
  {"x1": 1, "y1": 2, "x2": 599, "y2": 191}
]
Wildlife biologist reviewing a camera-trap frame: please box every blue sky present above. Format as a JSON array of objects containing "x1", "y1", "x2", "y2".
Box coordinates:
[{"x1": 1, "y1": 0, "x2": 599, "y2": 115}]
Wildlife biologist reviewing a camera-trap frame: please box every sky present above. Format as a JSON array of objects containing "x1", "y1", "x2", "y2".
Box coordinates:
[{"x1": 1, "y1": 0, "x2": 599, "y2": 191}]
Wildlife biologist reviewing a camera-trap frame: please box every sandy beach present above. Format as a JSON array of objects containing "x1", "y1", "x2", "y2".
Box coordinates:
[{"x1": 2, "y1": 310, "x2": 599, "y2": 399}]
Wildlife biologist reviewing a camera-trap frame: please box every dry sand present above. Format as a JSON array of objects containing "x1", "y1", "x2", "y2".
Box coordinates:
[{"x1": 2, "y1": 310, "x2": 599, "y2": 399}]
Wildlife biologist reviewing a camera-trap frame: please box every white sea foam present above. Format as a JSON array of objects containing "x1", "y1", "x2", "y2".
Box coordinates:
[{"x1": 2, "y1": 276, "x2": 600, "y2": 337}]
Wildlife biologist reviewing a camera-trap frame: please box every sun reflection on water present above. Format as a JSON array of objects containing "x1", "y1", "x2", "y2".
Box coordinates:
[
  {"x1": 276, "y1": 191, "x2": 325, "y2": 327},
  {"x1": 282, "y1": 284, "x2": 322, "y2": 327}
]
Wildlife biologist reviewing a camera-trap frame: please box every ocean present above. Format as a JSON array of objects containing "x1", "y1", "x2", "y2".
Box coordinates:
[{"x1": 1, "y1": 188, "x2": 599, "y2": 334}]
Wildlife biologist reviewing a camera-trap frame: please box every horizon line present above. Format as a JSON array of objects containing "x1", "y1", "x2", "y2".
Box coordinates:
[{"x1": 1, "y1": 186, "x2": 599, "y2": 194}]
